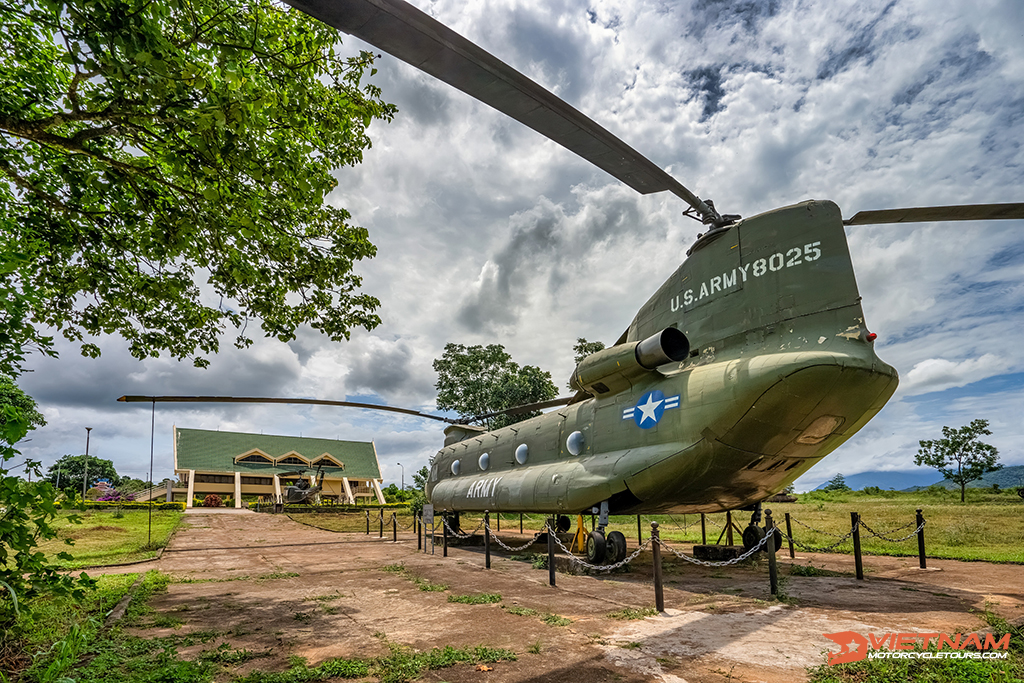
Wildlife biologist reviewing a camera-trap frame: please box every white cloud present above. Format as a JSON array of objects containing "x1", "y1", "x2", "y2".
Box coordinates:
[
  {"x1": 901, "y1": 354, "x2": 1008, "y2": 395},
  {"x1": 14, "y1": 0, "x2": 1024, "y2": 493}
]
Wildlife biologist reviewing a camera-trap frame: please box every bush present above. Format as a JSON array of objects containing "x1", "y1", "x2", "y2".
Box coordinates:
[
  {"x1": 202, "y1": 494, "x2": 222, "y2": 508},
  {"x1": 55, "y1": 500, "x2": 184, "y2": 511}
]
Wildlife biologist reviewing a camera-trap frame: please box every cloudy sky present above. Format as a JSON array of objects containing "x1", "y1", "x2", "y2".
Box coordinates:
[{"x1": 17, "y1": 0, "x2": 1024, "y2": 492}]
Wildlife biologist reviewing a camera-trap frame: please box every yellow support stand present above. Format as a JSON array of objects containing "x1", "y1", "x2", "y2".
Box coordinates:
[{"x1": 572, "y1": 514, "x2": 588, "y2": 552}]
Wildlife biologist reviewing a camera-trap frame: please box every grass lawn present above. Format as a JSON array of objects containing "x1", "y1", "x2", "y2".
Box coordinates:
[
  {"x1": 290, "y1": 489, "x2": 1024, "y2": 563},
  {"x1": 34, "y1": 509, "x2": 183, "y2": 569}
]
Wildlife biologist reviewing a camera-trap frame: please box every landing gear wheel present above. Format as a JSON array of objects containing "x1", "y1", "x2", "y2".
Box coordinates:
[
  {"x1": 742, "y1": 524, "x2": 765, "y2": 551},
  {"x1": 586, "y1": 531, "x2": 607, "y2": 563},
  {"x1": 606, "y1": 530, "x2": 627, "y2": 563},
  {"x1": 556, "y1": 515, "x2": 572, "y2": 533}
]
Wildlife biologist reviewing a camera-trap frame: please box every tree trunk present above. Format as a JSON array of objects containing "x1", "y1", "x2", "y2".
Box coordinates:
[{"x1": 960, "y1": 482, "x2": 966, "y2": 502}]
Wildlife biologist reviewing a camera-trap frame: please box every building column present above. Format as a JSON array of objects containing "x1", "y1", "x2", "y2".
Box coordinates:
[
  {"x1": 372, "y1": 478, "x2": 386, "y2": 505},
  {"x1": 186, "y1": 469, "x2": 195, "y2": 508},
  {"x1": 341, "y1": 477, "x2": 355, "y2": 505},
  {"x1": 165, "y1": 478, "x2": 173, "y2": 503},
  {"x1": 273, "y1": 474, "x2": 282, "y2": 504},
  {"x1": 234, "y1": 471, "x2": 242, "y2": 508}
]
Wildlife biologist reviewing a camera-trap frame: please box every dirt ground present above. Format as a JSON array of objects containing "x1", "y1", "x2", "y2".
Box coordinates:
[{"x1": 96, "y1": 509, "x2": 1024, "y2": 683}]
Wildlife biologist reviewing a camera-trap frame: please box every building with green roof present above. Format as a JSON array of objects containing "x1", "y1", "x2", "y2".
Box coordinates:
[{"x1": 174, "y1": 427, "x2": 386, "y2": 508}]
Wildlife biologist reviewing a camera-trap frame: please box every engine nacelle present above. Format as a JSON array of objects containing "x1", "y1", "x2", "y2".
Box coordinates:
[{"x1": 569, "y1": 328, "x2": 690, "y2": 396}]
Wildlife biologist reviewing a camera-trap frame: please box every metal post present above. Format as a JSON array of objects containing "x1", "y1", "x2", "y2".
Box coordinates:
[
  {"x1": 547, "y1": 520, "x2": 556, "y2": 587},
  {"x1": 701, "y1": 513, "x2": 707, "y2": 545},
  {"x1": 379, "y1": 508, "x2": 384, "y2": 538},
  {"x1": 82, "y1": 427, "x2": 92, "y2": 501},
  {"x1": 443, "y1": 513, "x2": 448, "y2": 557},
  {"x1": 417, "y1": 514, "x2": 422, "y2": 550},
  {"x1": 726, "y1": 511, "x2": 734, "y2": 546},
  {"x1": 637, "y1": 515, "x2": 642, "y2": 546},
  {"x1": 485, "y1": 512, "x2": 491, "y2": 569},
  {"x1": 851, "y1": 512, "x2": 864, "y2": 580},
  {"x1": 520, "y1": 513, "x2": 523, "y2": 534},
  {"x1": 651, "y1": 522, "x2": 664, "y2": 612},
  {"x1": 148, "y1": 401, "x2": 155, "y2": 546},
  {"x1": 785, "y1": 512, "x2": 795, "y2": 559},
  {"x1": 765, "y1": 509, "x2": 778, "y2": 597},
  {"x1": 365, "y1": 510, "x2": 370, "y2": 535},
  {"x1": 392, "y1": 512, "x2": 397, "y2": 542},
  {"x1": 916, "y1": 509, "x2": 927, "y2": 569},
  {"x1": 496, "y1": 512, "x2": 500, "y2": 532}
]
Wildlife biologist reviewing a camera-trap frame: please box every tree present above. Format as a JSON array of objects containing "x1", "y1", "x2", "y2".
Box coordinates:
[
  {"x1": 381, "y1": 483, "x2": 412, "y2": 503},
  {"x1": 572, "y1": 337, "x2": 606, "y2": 365},
  {"x1": 822, "y1": 473, "x2": 850, "y2": 492},
  {"x1": 1, "y1": 0, "x2": 396, "y2": 373},
  {"x1": 0, "y1": 375, "x2": 45, "y2": 432},
  {"x1": 433, "y1": 343, "x2": 558, "y2": 430},
  {"x1": 1, "y1": 405, "x2": 86, "y2": 627},
  {"x1": 45, "y1": 453, "x2": 121, "y2": 499},
  {"x1": 411, "y1": 466, "x2": 429, "y2": 491},
  {"x1": 915, "y1": 419, "x2": 1001, "y2": 502}
]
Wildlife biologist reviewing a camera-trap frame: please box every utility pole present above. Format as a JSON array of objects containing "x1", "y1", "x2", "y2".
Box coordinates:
[
  {"x1": 397, "y1": 462, "x2": 404, "y2": 491},
  {"x1": 82, "y1": 427, "x2": 92, "y2": 500}
]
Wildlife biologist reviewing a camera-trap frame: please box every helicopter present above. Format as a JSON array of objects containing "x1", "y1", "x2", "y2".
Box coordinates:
[
  {"x1": 119, "y1": 0, "x2": 1023, "y2": 565},
  {"x1": 280, "y1": 463, "x2": 326, "y2": 505}
]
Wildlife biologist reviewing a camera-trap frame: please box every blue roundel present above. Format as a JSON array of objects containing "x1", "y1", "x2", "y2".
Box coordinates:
[{"x1": 633, "y1": 390, "x2": 667, "y2": 429}]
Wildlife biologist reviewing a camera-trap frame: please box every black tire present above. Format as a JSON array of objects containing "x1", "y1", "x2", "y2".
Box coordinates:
[
  {"x1": 742, "y1": 524, "x2": 765, "y2": 551},
  {"x1": 556, "y1": 515, "x2": 572, "y2": 533},
  {"x1": 607, "y1": 530, "x2": 627, "y2": 563},
  {"x1": 586, "y1": 531, "x2": 607, "y2": 564}
]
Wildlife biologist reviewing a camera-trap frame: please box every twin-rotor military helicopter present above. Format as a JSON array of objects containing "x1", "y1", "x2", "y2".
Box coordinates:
[{"x1": 121, "y1": 0, "x2": 1023, "y2": 564}]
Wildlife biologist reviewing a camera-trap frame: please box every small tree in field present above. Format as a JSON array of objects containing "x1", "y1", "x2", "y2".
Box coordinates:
[
  {"x1": 822, "y1": 473, "x2": 851, "y2": 492},
  {"x1": 915, "y1": 419, "x2": 1001, "y2": 502}
]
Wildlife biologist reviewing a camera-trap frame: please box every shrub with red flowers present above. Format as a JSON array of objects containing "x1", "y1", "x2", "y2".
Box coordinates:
[{"x1": 202, "y1": 494, "x2": 222, "y2": 508}]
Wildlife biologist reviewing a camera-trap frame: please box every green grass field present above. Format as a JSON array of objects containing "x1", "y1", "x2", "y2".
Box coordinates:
[
  {"x1": 291, "y1": 489, "x2": 1024, "y2": 563},
  {"x1": 34, "y1": 509, "x2": 183, "y2": 569}
]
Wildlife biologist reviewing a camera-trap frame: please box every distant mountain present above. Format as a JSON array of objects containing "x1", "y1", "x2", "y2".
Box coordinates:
[
  {"x1": 808, "y1": 470, "x2": 939, "y2": 492},
  {"x1": 902, "y1": 464, "x2": 1024, "y2": 492}
]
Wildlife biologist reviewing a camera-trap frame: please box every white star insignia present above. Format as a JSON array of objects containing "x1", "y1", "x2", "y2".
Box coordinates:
[{"x1": 636, "y1": 395, "x2": 664, "y2": 424}]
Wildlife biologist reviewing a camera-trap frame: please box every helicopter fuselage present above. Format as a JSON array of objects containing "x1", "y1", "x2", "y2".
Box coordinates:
[{"x1": 426, "y1": 200, "x2": 898, "y2": 515}]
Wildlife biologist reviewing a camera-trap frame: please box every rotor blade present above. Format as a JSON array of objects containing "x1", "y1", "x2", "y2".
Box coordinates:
[
  {"x1": 117, "y1": 395, "x2": 458, "y2": 424},
  {"x1": 283, "y1": 0, "x2": 719, "y2": 223},
  {"x1": 843, "y1": 203, "x2": 1024, "y2": 226},
  {"x1": 463, "y1": 396, "x2": 575, "y2": 424}
]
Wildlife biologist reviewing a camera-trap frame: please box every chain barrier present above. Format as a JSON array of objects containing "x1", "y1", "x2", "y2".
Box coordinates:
[
  {"x1": 774, "y1": 528, "x2": 856, "y2": 557},
  {"x1": 441, "y1": 516, "x2": 485, "y2": 539},
  {"x1": 392, "y1": 512, "x2": 416, "y2": 530},
  {"x1": 658, "y1": 532, "x2": 772, "y2": 567},
  {"x1": 483, "y1": 522, "x2": 543, "y2": 552},
  {"x1": 784, "y1": 516, "x2": 924, "y2": 550},
  {"x1": 664, "y1": 514, "x2": 703, "y2": 532},
  {"x1": 545, "y1": 522, "x2": 653, "y2": 571},
  {"x1": 703, "y1": 515, "x2": 725, "y2": 529},
  {"x1": 859, "y1": 519, "x2": 925, "y2": 543},
  {"x1": 789, "y1": 516, "x2": 850, "y2": 538}
]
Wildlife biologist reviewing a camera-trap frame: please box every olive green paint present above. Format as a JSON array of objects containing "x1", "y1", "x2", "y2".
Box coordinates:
[{"x1": 427, "y1": 201, "x2": 898, "y2": 515}]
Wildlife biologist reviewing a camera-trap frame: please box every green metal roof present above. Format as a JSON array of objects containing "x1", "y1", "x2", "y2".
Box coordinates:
[{"x1": 174, "y1": 428, "x2": 380, "y2": 478}]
